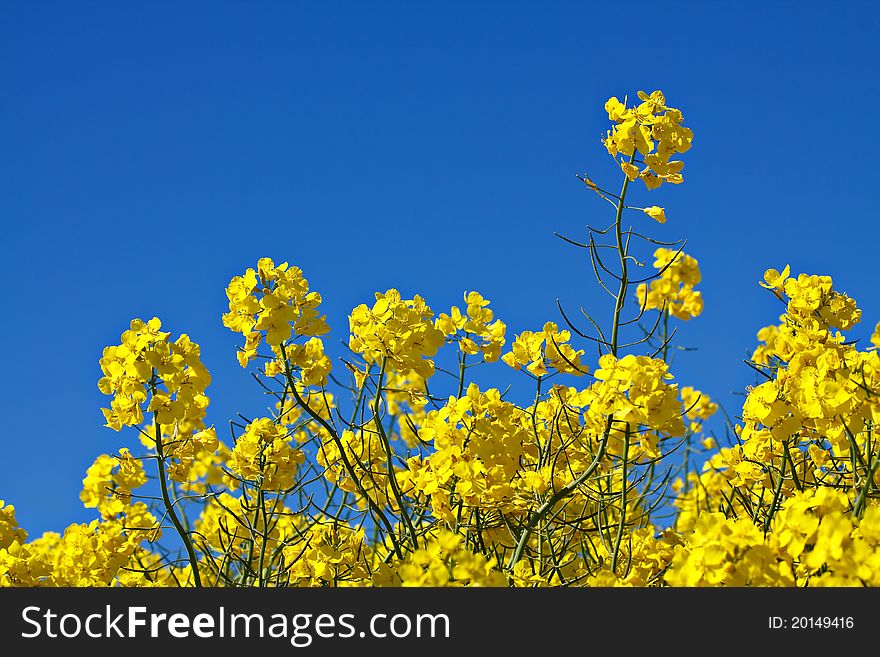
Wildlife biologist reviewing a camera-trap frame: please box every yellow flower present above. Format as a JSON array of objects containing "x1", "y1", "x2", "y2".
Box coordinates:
[
  {"x1": 643, "y1": 206, "x2": 667, "y2": 224},
  {"x1": 503, "y1": 322, "x2": 585, "y2": 377},
  {"x1": 350, "y1": 289, "x2": 445, "y2": 378},
  {"x1": 223, "y1": 258, "x2": 329, "y2": 368},
  {"x1": 635, "y1": 248, "x2": 703, "y2": 320},
  {"x1": 759, "y1": 265, "x2": 791, "y2": 291},
  {"x1": 620, "y1": 161, "x2": 641, "y2": 180},
  {"x1": 603, "y1": 90, "x2": 692, "y2": 189}
]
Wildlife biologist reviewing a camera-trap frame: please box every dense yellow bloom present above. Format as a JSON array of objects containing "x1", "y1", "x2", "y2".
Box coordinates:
[
  {"x1": 603, "y1": 90, "x2": 692, "y2": 190},
  {"x1": 1, "y1": 517, "x2": 155, "y2": 587},
  {"x1": 97, "y1": 319, "x2": 222, "y2": 506},
  {"x1": 502, "y1": 321, "x2": 585, "y2": 376},
  {"x1": 672, "y1": 266, "x2": 880, "y2": 587},
  {"x1": 669, "y1": 488, "x2": 880, "y2": 587},
  {"x1": 741, "y1": 269, "x2": 872, "y2": 458},
  {"x1": 98, "y1": 318, "x2": 211, "y2": 431},
  {"x1": 636, "y1": 248, "x2": 703, "y2": 320},
  {"x1": 349, "y1": 289, "x2": 445, "y2": 378},
  {"x1": 80, "y1": 452, "x2": 146, "y2": 516},
  {"x1": 582, "y1": 527, "x2": 681, "y2": 587},
  {"x1": 407, "y1": 384, "x2": 538, "y2": 522},
  {"x1": 283, "y1": 522, "x2": 379, "y2": 587},
  {"x1": 666, "y1": 512, "x2": 795, "y2": 587},
  {"x1": 589, "y1": 354, "x2": 686, "y2": 438},
  {"x1": 0, "y1": 502, "x2": 26, "y2": 550},
  {"x1": 229, "y1": 418, "x2": 305, "y2": 490},
  {"x1": 436, "y1": 291, "x2": 507, "y2": 362},
  {"x1": 10, "y1": 88, "x2": 880, "y2": 591},
  {"x1": 223, "y1": 257, "x2": 329, "y2": 368},
  {"x1": 395, "y1": 531, "x2": 506, "y2": 587},
  {"x1": 96, "y1": 315, "x2": 216, "y2": 534}
]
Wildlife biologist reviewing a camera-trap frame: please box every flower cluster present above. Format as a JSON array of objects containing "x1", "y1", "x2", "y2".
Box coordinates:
[
  {"x1": 670, "y1": 265, "x2": 880, "y2": 585},
  {"x1": 740, "y1": 269, "x2": 874, "y2": 462},
  {"x1": 0, "y1": 502, "x2": 26, "y2": 551},
  {"x1": 98, "y1": 318, "x2": 211, "y2": 431},
  {"x1": 283, "y1": 522, "x2": 378, "y2": 587},
  {"x1": 316, "y1": 427, "x2": 397, "y2": 508},
  {"x1": 98, "y1": 319, "x2": 220, "y2": 498},
  {"x1": 349, "y1": 289, "x2": 445, "y2": 379},
  {"x1": 395, "y1": 531, "x2": 507, "y2": 587},
  {"x1": 586, "y1": 354, "x2": 686, "y2": 447},
  {"x1": 681, "y1": 386, "x2": 717, "y2": 434},
  {"x1": 635, "y1": 248, "x2": 703, "y2": 320},
  {"x1": 502, "y1": 322, "x2": 585, "y2": 376},
  {"x1": 1, "y1": 519, "x2": 152, "y2": 587},
  {"x1": 228, "y1": 418, "x2": 305, "y2": 490},
  {"x1": 80, "y1": 451, "x2": 148, "y2": 516},
  {"x1": 435, "y1": 291, "x2": 507, "y2": 363},
  {"x1": 603, "y1": 90, "x2": 693, "y2": 189},
  {"x1": 223, "y1": 257, "x2": 329, "y2": 368},
  {"x1": 407, "y1": 385, "x2": 536, "y2": 522},
  {"x1": 668, "y1": 488, "x2": 880, "y2": 586}
]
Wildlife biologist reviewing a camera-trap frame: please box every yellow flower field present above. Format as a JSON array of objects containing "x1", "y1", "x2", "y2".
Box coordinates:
[{"x1": 3, "y1": 90, "x2": 879, "y2": 588}]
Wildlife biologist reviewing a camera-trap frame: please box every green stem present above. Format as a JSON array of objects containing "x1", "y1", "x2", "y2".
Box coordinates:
[
  {"x1": 507, "y1": 162, "x2": 632, "y2": 572},
  {"x1": 374, "y1": 357, "x2": 420, "y2": 550},
  {"x1": 256, "y1": 489, "x2": 270, "y2": 586},
  {"x1": 661, "y1": 309, "x2": 670, "y2": 362},
  {"x1": 610, "y1": 423, "x2": 631, "y2": 573},
  {"x1": 609, "y1": 169, "x2": 633, "y2": 355},
  {"x1": 763, "y1": 456, "x2": 787, "y2": 534},
  {"x1": 853, "y1": 446, "x2": 880, "y2": 519},
  {"x1": 507, "y1": 414, "x2": 612, "y2": 570},
  {"x1": 782, "y1": 441, "x2": 803, "y2": 493},
  {"x1": 279, "y1": 343, "x2": 403, "y2": 559},
  {"x1": 153, "y1": 415, "x2": 202, "y2": 587},
  {"x1": 457, "y1": 350, "x2": 467, "y2": 398}
]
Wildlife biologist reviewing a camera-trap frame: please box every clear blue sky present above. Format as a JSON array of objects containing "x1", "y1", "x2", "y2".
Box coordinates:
[{"x1": 2, "y1": 1, "x2": 878, "y2": 536}]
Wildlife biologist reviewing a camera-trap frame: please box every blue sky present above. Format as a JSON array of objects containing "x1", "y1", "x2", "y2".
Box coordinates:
[{"x1": 2, "y1": 1, "x2": 878, "y2": 536}]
